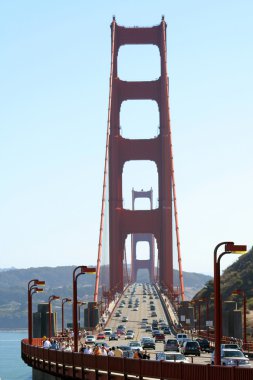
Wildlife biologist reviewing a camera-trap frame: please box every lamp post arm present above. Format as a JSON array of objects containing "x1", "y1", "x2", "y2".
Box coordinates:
[{"x1": 214, "y1": 242, "x2": 233, "y2": 262}]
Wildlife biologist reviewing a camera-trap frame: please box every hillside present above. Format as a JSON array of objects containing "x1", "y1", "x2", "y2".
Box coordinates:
[
  {"x1": 193, "y1": 247, "x2": 253, "y2": 317},
  {"x1": 0, "y1": 266, "x2": 211, "y2": 328}
]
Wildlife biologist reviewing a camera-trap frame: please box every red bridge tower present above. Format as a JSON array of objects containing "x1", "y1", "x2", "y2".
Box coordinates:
[{"x1": 109, "y1": 18, "x2": 173, "y2": 293}]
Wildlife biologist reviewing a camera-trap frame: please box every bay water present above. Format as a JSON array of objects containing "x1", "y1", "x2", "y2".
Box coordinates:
[{"x1": 0, "y1": 330, "x2": 32, "y2": 380}]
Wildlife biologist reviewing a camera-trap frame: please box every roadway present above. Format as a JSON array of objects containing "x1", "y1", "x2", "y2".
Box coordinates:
[{"x1": 99, "y1": 282, "x2": 213, "y2": 365}]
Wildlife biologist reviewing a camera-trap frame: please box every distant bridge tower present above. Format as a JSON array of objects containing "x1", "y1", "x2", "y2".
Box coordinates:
[
  {"x1": 109, "y1": 18, "x2": 173, "y2": 294},
  {"x1": 131, "y1": 189, "x2": 155, "y2": 283}
]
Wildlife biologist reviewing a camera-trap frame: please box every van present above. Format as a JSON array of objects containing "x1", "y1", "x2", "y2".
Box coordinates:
[{"x1": 176, "y1": 333, "x2": 188, "y2": 345}]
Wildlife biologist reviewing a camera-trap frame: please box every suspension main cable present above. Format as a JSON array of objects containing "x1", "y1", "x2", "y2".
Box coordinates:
[
  {"x1": 94, "y1": 19, "x2": 116, "y2": 302},
  {"x1": 161, "y1": 20, "x2": 185, "y2": 301}
]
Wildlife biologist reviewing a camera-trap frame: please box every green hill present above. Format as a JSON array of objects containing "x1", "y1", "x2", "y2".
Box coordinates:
[
  {"x1": 193, "y1": 247, "x2": 253, "y2": 311},
  {"x1": 0, "y1": 266, "x2": 211, "y2": 328}
]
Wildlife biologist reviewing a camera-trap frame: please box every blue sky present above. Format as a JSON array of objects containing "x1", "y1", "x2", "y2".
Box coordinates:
[{"x1": 0, "y1": 1, "x2": 252, "y2": 276}]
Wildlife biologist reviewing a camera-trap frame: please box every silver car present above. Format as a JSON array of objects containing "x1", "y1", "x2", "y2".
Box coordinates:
[{"x1": 211, "y1": 349, "x2": 251, "y2": 367}]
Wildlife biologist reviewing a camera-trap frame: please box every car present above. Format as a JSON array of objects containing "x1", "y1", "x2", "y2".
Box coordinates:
[
  {"x1": 141, "y1": 337, "x2": 156, "y2": 350},
  {"x1": 141, "y1": 323, "x2": 147, "y2": 329},
  {"x1": 181, "y1": 340, "x2": 201, "y2": 356},
  {"x1": 85, "y1": 335, "x2": 96, "y2": 344},
  {"x1": 97, "y1": 333, "x2": 106, "y2": 340},
  {"x1": 116, "y1": 329, "x2": 126, "y2": 336},
  {"x1": 104, "y1": 328, "x2": 112, "y2": 334},
  {"x1": 156, "y1": 352, "x2": 189, "y2": 363},
  {"x1": 117, "y1": 325, "x2": 126, "y2": 331},
  {"x1": 152, "y1": 329, "x2": 160, "y2": 337},
  {"x1": 211, "y1": 349, "x2": 251, "y2": 367},
  {"x1": 151, "y1": 312, "x2": 157, "y2": 317},
  {"x1": 145, "y1": 326, "x2": 152, "y2": 332},
  {"x1": 104, "y1": 331, "x2": 112, "y2": 337},
  {"x1": 164, "y1": 338, "x2": 179, "y2": 352},
  {"x1": 122, "y1": 316, "x2": 128, "y2": 322},
  {"x1": 142, "y1": 318, "x2": 148, "y2": 323},
  {"x1": 129, "y1": 341, "x2": 142, "y2": 351},
  {"x1": 163, "y1": 327, "x2": 171, "y2": 335},
  {"x1": 176, "y1": 333, "x2": 188, "y2": 345},
  {"x1": 196, "y1": 338, "x2": 211, "y2": 352},
  {"x1": 109, "y1": 332, "x2": 119, "y2": 341},
  {"x1": 115, "y1": 312, "x2": 120, "y2": 317},
  {"x1": 125, "y1": 332, "x2": 134, "y2": 339},
  {"x1": 154, "y1": 333, "x2": 165, "y2": 343},
  {"x1": 220, "y1": 343, "x2": 242, "y2": 351},
  {"x1": 133, "y1": 307, "x2": 138, "y2": 311},
  {"x1": 117, "y1": 345, "x2": 134, "y2": 358}
]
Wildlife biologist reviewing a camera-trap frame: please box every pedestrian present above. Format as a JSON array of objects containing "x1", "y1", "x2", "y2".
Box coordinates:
[
  {"x1": 142, "y1": 350, "x2": 150, "y2": 359},
  {"x1": 43, "y1": 337, "x2": 51, "y2": 349},
  {"x1": 64, "y1": 343, "x2": 72, "y2": 352},
  {"x1": 101, "y1": 345, "x2": 108, "y2": 356},
  {"x1": 93, "y1": 345, "x2": 102, "y2": 355},
  {"x1": 107, "y1": 347, "x2": 114, "y2": 357},
  {"x1": 83, "y1": 345, "x2": 92, "y2": 354},
  {"x1": 114, "y1": 346, "x2": 123, "y2": 358}
]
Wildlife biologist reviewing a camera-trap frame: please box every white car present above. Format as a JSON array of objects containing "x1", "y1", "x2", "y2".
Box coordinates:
[
  {"x1": 156, "y1": 352, "x2": 189, "y2": 363},
  {"x1": 85, "y1": 335, "x2": 95, "y2": 344},
  {"x1": 211, "y1": 349, "x2": 251, "y2": 367},
  {"x1": 129, "y1": 341, "x2": 142, "y2": 351},
  {"x1": 104, "y1": 328, "x2": 112, "y2": 335},
  {"x1": 125, "y1": 332, "x2": 134, "y2": 339},
  {"x1": 122, "y1": 316, "x2": 128, "y2": 322}
]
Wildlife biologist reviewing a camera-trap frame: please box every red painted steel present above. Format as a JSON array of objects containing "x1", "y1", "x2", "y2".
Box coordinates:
[
  {"x1": 21, "y1": 339, "x2": 253, "y2": 380},
  {"x1": 109, "y1": 19, "x2": 174, "y2": 293}
]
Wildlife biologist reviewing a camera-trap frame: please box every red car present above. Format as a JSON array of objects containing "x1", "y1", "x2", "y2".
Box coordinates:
[
  {"x1": 116, "y1": 329, "x2": 126, "y2": 336},
  {"x1": 97, "y1": 333, "x2": 106, "y2": 340}
]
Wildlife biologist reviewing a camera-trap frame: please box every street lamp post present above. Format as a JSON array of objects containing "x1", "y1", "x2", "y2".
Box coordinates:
[
  {"x1": 48, "y1": 295, "x2": 60, "y2": 339},
  {"x1": 214, "y1": 242, "x2": 247, "y2": 365},
  {"x1": 231, "y1": 289, "x2": 247, "y2": 344},
  {"x1": 28, "y1": 279, "x2": 45, "y2": 345},
  {"x1": 73, "y1": 266, "x2": 96, "y2": 352},
  {"x1": 61, "y1": 298, "x2": 72, "y2": 335}
]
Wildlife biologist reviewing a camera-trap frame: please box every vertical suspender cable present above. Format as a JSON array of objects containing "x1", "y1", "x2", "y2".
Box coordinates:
[
  {"x1": 94, "y1": 19, "x2": 116, "y2": 302},
  {"x1": 161, "y1": 20, "x2": 185, "y2": 301}
]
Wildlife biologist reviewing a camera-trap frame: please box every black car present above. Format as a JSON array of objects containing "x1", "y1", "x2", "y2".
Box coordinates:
[
  {"x1": 196, "y1": 338, "x2": 211, "y2": 352},
  {"x1": 163, "y1": 327, "x2": 171, "y2": 334},
  {"x1": 142, "y1": 338, "x2": 156, "y2": 350},
  {"x1": 181, "y1": 341, "x2": 201, "y2": 356},
  {"x1": 109, "y1": 333, "x2": 118, "y2": 341}
]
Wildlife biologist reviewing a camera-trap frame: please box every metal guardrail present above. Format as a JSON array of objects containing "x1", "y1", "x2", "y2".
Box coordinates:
[{"x1": 22, "y1": 339, "x2": 253, "y2": 380}]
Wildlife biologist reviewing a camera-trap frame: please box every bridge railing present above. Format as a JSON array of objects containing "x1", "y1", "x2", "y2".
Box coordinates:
[{"x1": 22, "y1": 339, "x2": 253, "y2": 380}]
